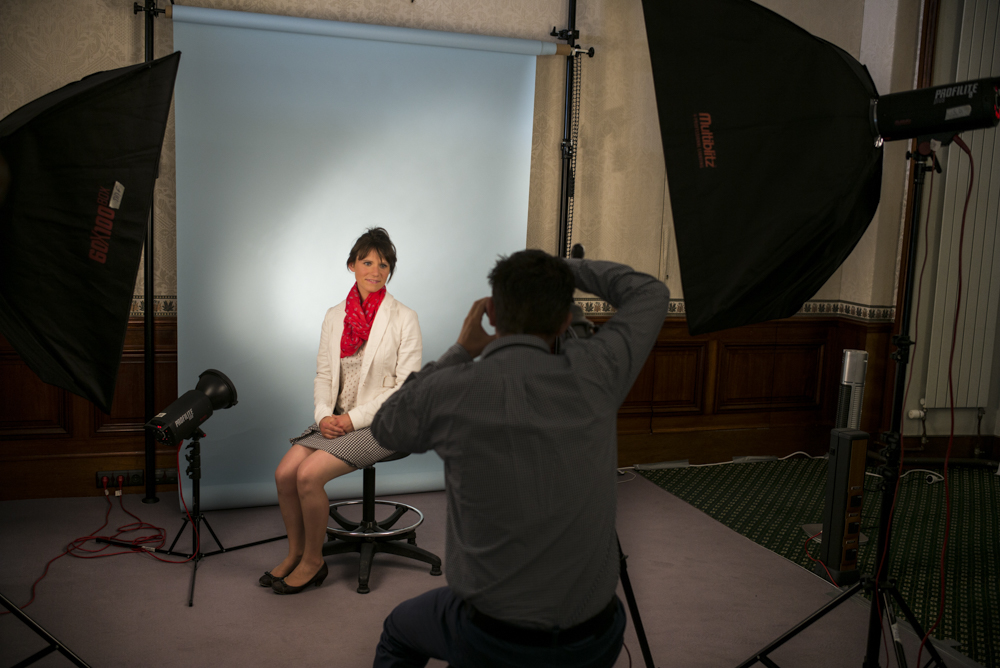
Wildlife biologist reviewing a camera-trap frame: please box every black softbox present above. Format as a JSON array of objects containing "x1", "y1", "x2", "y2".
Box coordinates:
[
  {"x1": 641, "y1": 0, "x2": 883, "y2": 335},
  {"x1": 0, "y1": 52, "x2": 180, "y2": 412}
]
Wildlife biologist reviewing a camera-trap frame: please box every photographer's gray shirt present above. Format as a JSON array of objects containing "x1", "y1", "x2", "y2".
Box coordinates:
[{"x1": 372, "y1": 259, "x2": 670, "y2": 629}]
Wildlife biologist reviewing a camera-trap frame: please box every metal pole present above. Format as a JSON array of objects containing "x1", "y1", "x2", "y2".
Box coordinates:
[
  {"x1": 862, "y1": 148, "x2": 933, "y2": 668},
  {"x1": 555, "y1": 0, "x2": 577, "y2": 258},
  {"x1": 138, "y1": 0, "x2": 161, "y2": 504},
  {"x1": 618, "y1": 537, "x2": 656, "y2": 668},
  {"x1": 0, "y1": 591, "x2": 92, "y2": 667}
]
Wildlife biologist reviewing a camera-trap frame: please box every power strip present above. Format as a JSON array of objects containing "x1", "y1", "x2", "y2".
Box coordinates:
[{"x1": 634, "y1": 460, "x2": 689, "y2": 471}]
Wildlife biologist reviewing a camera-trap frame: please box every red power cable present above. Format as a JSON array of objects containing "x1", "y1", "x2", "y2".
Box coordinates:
[
  {"x1": 916, "y1": 135, "x2": 973, "y2": 668},
  {"x1": 2, "y1": 443, "x2": 200, "y2": 613},
  {"x1": 0, "y1": 477, "x2": 118, "y2": 615},
  {"x1": 803, "y1": 530, "x2": 838, "y2": 585}
]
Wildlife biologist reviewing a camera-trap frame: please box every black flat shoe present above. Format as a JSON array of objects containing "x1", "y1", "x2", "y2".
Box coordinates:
[
  {"x1": 271, "y1": 562, "x2": 329, "y2": 595},
  {"x1": 260, "y1": 559, "x2": 300, "y2": 587}
]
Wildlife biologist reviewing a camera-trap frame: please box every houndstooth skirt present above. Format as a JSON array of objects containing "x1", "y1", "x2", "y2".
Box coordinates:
[{"x1": 289, "y1": 424, "x2": 394, "y2": 469}]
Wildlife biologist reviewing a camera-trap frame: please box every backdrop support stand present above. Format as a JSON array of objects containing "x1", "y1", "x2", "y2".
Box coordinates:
[
  {"x1": 98, "y1": 431, "x2": 287, "y2": 606},
  {"x1": 735, "y1": 144, "x2": 948, "y2": 668},
  {"x1": 552, "y1": 1, "x2": 578, "y2": 259},
  {"x1": 135, "y1": 0, "x2": 167, "y2": 505}
]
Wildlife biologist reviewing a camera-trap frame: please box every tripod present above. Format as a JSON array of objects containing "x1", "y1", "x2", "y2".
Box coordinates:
[
  {"x1": 735, "y1": 143, "x2": 948, "y2": 668},
  {"x1": 98, "y1": 430, "x2": 286, "y2": 606},
  {"x1": 1, "y1": 591, "x2": 92, "y2": 667},
  {"x1": 619, "y1": 534, "x2": 656, "y2": 668}
]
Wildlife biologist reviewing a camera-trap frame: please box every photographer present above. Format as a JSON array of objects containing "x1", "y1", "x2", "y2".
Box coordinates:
[{"x1": 371, "y1": 250, "x2": 669, "y2": 668}]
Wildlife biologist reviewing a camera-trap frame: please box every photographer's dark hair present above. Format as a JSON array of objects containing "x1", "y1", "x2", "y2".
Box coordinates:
[
  {"x1": 488, "y1": 250, "x2": 575, "y2": 335},
  {"x1": 347, "y1": 227, "x2": 397, "y2": 281}
]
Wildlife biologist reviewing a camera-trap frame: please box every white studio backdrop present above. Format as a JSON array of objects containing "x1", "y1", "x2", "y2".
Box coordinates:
[{"x1": 172, "y1": 6, "x2": 545, "y2": 510}]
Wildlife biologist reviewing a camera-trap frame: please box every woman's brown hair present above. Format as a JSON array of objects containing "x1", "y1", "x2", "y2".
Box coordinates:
[{"x1": 347, "y1": 227, "x2": 397, "y2": 281}]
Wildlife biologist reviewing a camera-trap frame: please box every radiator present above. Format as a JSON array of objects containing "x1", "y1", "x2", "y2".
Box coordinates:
[{"x1": 923, "y1": 0, "x2": 1000, "y2": 409}]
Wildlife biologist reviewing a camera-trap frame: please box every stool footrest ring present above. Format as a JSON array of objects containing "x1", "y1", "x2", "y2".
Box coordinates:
[{"x1": 327, "y1": 499, "x2": 424, "y2": 539}]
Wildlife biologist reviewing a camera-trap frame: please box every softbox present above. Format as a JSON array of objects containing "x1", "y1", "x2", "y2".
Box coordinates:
[
  {"x1": 0, "y1": 52, "x2": 180, "y2": 413},
  {"x1": 641, "y1": 0, "x2": 883, "y2": 335}
]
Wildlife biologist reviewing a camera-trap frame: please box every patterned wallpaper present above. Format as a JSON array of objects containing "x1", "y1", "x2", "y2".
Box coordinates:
[{"x1": 0, "y1": 0, "x2": 903, "y2": 321}]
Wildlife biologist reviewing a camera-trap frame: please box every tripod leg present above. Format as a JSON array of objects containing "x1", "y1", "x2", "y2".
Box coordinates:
[
  {"x1": 0, "y1": 591, "x2": 92, "y2": 668},
  {"x1": 187, "y1": 555, "x2": 200, "y2": 607},
  {"x1": 863, "y1": 583, "x2": 885, "y2": 668},
  {"x1": 881, "y1": 588, "x2": 908, "y2": 668},
  {"x1": 735, "y1": 582, "x2": 864, "y2": 668},
  {"x1": 618, "y1": 537, "x2": 655, "y2": 668},
  {"x1": 199, "y1": 515, "x2": 226, "y2": 552},
  {"x1": 167, "y1": 517, "x2": 189, "y2": 553},
  {"x1": 886, "y1": 587, "x2": 949, "y2": 668}
]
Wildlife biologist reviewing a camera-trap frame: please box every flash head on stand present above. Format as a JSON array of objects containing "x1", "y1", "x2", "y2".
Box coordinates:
[{"x1": 145, "y1": 369, "x2": 238, "y2": 447}]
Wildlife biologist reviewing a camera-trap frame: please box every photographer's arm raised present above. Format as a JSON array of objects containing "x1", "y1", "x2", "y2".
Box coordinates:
[
  {"x1": 370, "y1": 304, "x2": 478, "y2": 453},
  {"x1": 565, "y1": 258, "x2": 670, "y2": 404}
]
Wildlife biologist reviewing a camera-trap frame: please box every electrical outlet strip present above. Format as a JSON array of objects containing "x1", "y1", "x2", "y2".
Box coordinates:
[{"x1": 634, "y1": 460, "x2": 689, "y2": 471}]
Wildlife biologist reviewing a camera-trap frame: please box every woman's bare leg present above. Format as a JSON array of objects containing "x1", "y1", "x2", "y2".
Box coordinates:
[
  {"x1": 271, "y1": 444, "x2": 313, "y2": 577},
  {"x1": 282, "y1": 449, "x2": 356, "y2": 587}
]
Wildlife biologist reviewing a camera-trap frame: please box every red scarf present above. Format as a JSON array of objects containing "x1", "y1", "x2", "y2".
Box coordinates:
[{"x1": 340, "y1": 284, "x2": 386, "y2": 358}]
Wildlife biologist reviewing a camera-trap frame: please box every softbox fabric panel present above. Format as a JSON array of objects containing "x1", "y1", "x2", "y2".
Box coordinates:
[
  {"x1": 0, "y1": 53, "x2": 180, "y2": 412},
  {"x1": 641, "y1": 0, "x2": 883, "y2": 335},
  {"x1": 173, "y1": 9, "x2": 537, "y2": 509}
]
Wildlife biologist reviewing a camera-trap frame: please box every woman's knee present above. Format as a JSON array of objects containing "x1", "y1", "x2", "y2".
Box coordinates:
[
  {"x1": 275, "y1": 460, "x2": 299, "y2": 492},
  {"x1": 295, "y1": 461, "x2": 327, "y2": 492}
]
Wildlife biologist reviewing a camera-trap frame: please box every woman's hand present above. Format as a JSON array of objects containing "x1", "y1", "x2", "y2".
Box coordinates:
[
  {"x1": 320, "y1": 414, "x2": 354, "y2": 439},
  {"x1": 334, "y1": 414, "x2": 355, "y2": 434},
  {"x1": 319, "y1": 415, "x2": 345, "y2": 439}
]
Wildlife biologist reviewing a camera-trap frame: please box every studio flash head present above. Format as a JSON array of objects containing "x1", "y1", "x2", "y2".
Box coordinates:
[
  {"x1": 874, "y1": 76, "x2": 1000, "y2": 141},
  {"x1": 146, "y1": 369, "x2": 238, "y2": 447}
]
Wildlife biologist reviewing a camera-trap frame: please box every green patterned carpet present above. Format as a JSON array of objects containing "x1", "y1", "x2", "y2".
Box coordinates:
[{"x1": 640, "y1": 458, "x2": 999, "y2": 667}]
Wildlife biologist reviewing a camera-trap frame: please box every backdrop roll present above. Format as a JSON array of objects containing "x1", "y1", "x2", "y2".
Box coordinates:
[{"x1": 173, "y1": 7, "x2": 540, "y2": 509}]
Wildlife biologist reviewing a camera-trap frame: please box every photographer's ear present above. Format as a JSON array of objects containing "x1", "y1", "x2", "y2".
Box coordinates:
[
  {"x1": 557, "y1": 309, "x2": 573, "y2": 337},
  {"x1": 485, "y1": 297, "x2": 497, "y2": 327}
]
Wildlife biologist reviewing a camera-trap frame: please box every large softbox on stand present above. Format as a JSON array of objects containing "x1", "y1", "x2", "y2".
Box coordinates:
[
  {"x1": 641, "y1": 0, "x2": 883, "y2": 335},
  {"x1": 0, "y1": 52, "x2": 180, "y2": 412}
]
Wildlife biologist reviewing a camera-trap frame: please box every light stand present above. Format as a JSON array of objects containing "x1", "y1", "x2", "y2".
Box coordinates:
[
  {"x1": 618, "y1": 537, "x2": 656, "y2": 668},
  {"x1": 98, "y1": 430, "x2": 286, "y2": 607},
  {"x1": 0, "y1": 591, "x2": 92, "y2": 667},
  {"x1": 134, "y1": 0, "x2": 167, "y2": 505},
  {"x1": 735, "y1": 141, "x2": 949, "y2": 668},
  {"x1": 566, "y1": 244, "x2": 656, "y2": 668}
]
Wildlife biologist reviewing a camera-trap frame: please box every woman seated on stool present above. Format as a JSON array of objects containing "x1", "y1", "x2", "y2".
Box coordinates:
[{"x1": 262, "y1": 227, "x2": 422, "y2": 595}]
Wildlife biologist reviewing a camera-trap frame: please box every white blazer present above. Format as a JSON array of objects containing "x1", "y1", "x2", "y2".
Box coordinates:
[{"x1": 313, "y1": 291, "x2": 422, "y2": 430}]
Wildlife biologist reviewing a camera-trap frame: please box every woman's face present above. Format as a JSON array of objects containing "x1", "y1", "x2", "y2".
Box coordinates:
[{"x1": 349, "y1": 249, "x2": 389, "y2": 301}]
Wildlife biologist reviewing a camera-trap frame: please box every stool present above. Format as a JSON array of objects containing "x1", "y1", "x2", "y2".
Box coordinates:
[{"x1": 322, "y1": 452, "x2": 442, "y2": 593}]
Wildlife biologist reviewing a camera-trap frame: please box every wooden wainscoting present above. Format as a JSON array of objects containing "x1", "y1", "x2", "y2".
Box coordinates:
[
  {"x1": 0, "y1": 315, "x2": 893, "y2": 499},
  {"x1": 0, "y1": 319, "x2": 179, "y2": 500},
  {"x1": 606, "y1": 317, "x2": 893, "y2": 468}
]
